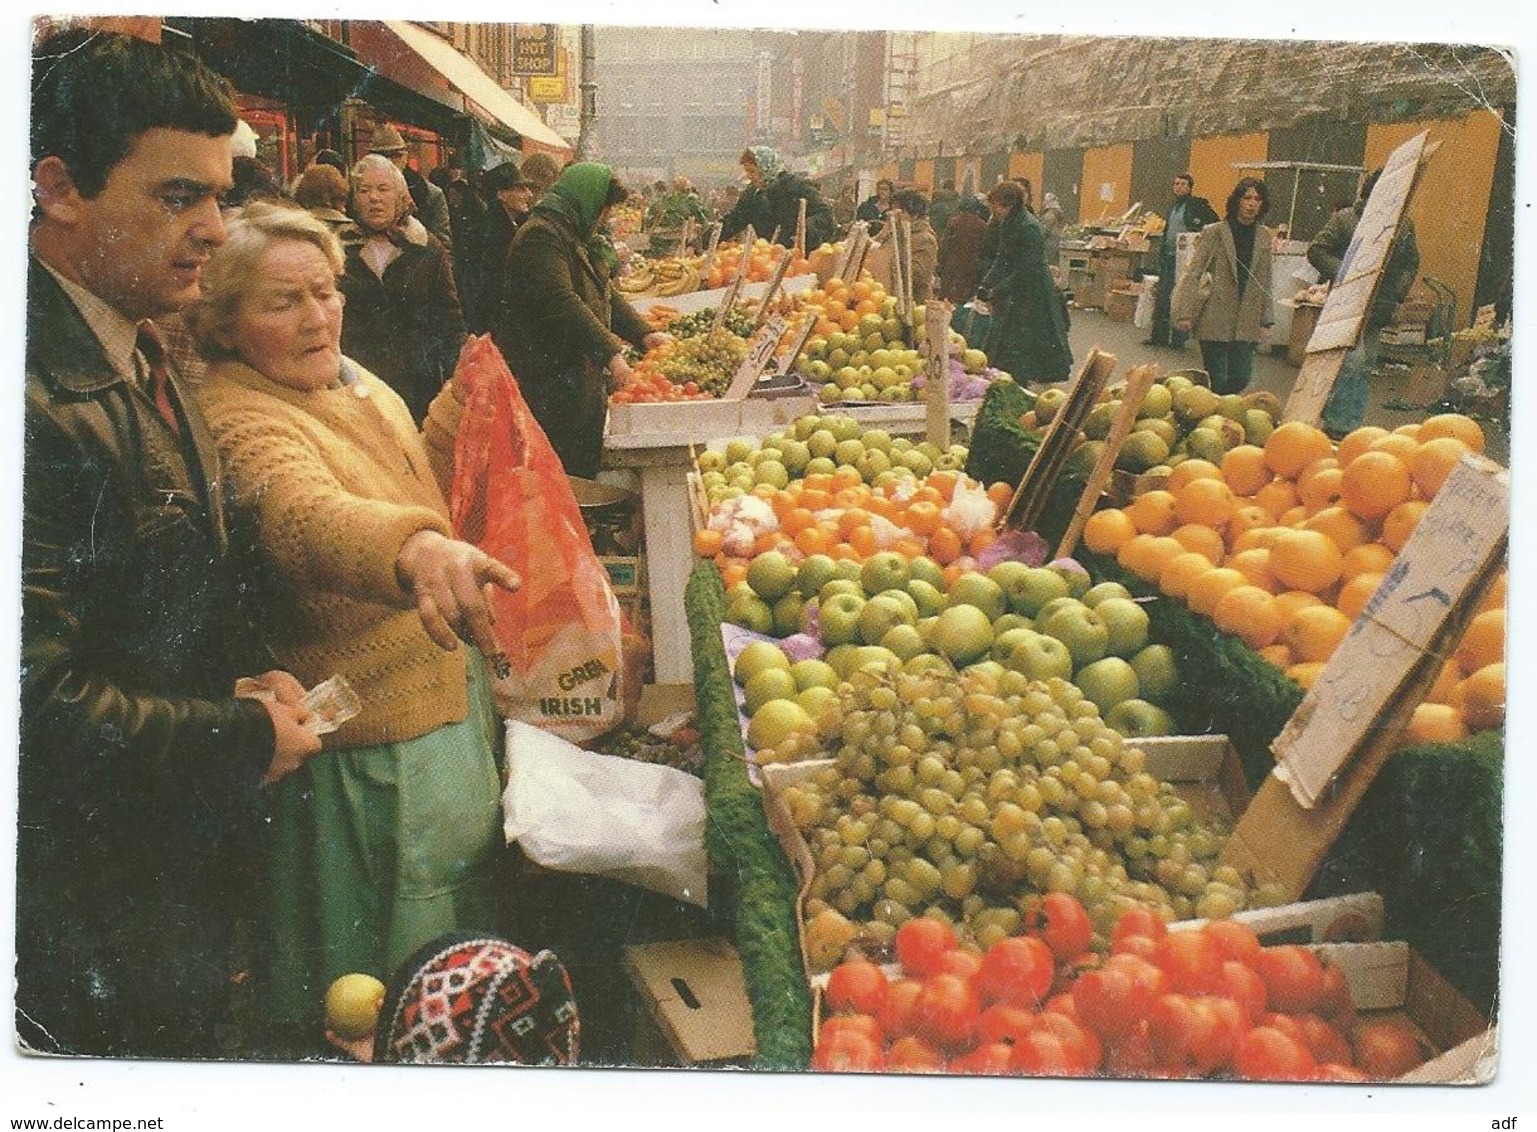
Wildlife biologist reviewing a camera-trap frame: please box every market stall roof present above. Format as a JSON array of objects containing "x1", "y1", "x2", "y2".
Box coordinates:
[{"x1": 381, "y1": 20, "x2": 572, "y2": 157}]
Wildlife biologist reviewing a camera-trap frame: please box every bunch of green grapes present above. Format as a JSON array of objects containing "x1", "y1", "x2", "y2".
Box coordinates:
[
  {"x1": 653, "y1": 329, "x2": 748, "y2": 396},
  {"x1": 671, "y1": 307, "x2": 756, "y2": 339},
  {"x1": 773, "y1": 663, "x2": 1285, "y2": 952}
]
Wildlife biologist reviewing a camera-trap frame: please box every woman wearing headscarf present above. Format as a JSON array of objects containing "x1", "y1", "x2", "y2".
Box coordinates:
[
  {"x1": 1172, "y1": 176, "x2": 1276, "y2": 394},
  {"x1": 338, "y1": 153, "x2": 466, "y2": 424},
  {"x1": 975, "y1": 180, "x2": 1073, "y2": 385},
  {"x1": 187, "y1": 203, "x2": 519, "y2": 1053},
  {"x1": 720, "y1": 145, "x2": 838, "y2": 250},
  {"x1": 494, "y1": 162, "x2": 670, "y2": 478}
]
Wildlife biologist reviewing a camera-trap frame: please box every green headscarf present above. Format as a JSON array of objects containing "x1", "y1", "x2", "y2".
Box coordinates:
[
  {"x1": 746, "y1": 145, "x2": 786, "y2": 182},
  {"x1": 533, "y1": 161, "x2": 620, "y2": 271}
]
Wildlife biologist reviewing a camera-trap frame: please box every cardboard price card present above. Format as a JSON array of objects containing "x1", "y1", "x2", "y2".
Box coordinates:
[{"x1": 726, "y1": 314, "x2": 789, "y2": 399}]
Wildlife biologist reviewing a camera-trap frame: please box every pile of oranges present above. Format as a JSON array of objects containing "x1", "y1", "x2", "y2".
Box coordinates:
[
  {"x1": 801, "y1": 276, "x2": 894, "y2": 339},
  {"x1": 1081, "y1": 413, "x2": 1505, "y2": 743},
  {"x1": 693, "y1": 467, "x2": 1014, "y2": 589},
  {"x1": 702, "y1": 238, "x2": 814, "y2": 290}
]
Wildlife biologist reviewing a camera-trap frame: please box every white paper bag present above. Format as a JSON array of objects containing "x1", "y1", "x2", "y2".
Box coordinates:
[{"x1": 501, "y1": 720, "x2": 708, "y2": 906}]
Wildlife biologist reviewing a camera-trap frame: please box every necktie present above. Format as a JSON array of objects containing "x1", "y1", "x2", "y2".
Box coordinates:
[{"x1": 135, "y1": 321, "x2": 181, "y2": 437}]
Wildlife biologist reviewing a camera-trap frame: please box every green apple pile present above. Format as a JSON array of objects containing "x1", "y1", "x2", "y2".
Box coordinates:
[
  {"x1": 696, "y1": 414, "x2": 969, "y2": 509},
  {"x1": 1042, "y1": 372, "x2": 1282, "y2": 477},
  {"x1": 796, "y1": 303, "x2": 982, "y2": 405},
  {"x1": 769, "y1": 661, "x2": 1284, "y2": 963},
  {"x1": 730, "y1": 553, "x2": 1178, "y2": 738}
]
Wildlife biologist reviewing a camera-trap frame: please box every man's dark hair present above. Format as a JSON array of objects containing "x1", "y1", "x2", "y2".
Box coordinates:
[
  {"x1": 1224, "y1": 176, "x2": 1271, "y2": 222},
  {"x1": 32, "y1": 28, "x2": 237, "y2": 199},
  {"x1": 1175, "y1": 172, "x2": 1194, "y2": 190},
  {"x1": 987, "y1": 180, "x2": 1025, "y2": 213},
  {"x1": 606, "y1": 176, "x2": 631, "y2": 208},
  {"x1": 1359, "y1": 168, "x2": 1384, "y2": 203},
  {"x1": 313, "y1": 148, "x2": 347, "y2": 173},
  {"x1": 895, "y1": 189, "x2": 928, "y2": 218}
]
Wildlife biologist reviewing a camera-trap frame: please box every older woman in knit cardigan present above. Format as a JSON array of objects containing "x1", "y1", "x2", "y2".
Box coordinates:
[{"x1": 188, "y1": 202, "x2": 518, "y2": 1049}]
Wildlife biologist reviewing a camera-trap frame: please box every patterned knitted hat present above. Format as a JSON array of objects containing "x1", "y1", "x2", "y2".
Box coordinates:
[{"x1": 375, "y1": 933, "x2": 580, "y2": 1065}]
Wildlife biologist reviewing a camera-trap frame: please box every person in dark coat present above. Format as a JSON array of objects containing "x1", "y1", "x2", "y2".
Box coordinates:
[
  {"x1": 720, "y1": 145, "x2": 837, "y2": 250},
  {"x1": 1147, "y1": 172, "x2": 1220, "y2": 348},
  {"x1": 929, "y1": 179, "x2": 962, "y2": 239},
  {"x1": 976, "y1": 180, "x2": 1073, "y2": 385},
  {"x1": 470, "y1": 159, "x2": 537, "y2": 333},
  {"x1": 339, "y1": 153, "x2": 467, "y2": 424},
  {"x1": 936, "y1": 197, "x2": 991, "y2": 304},
  {"x1": 494, "y1": 163, "x2": 671, "y2": 478},
  {"x1": 21, "y1": 27, "x2": 321, "y2": 1060},
  {"x1": 856, "y1": 178, "x2": 895, "y2": 236},
  {"x1": 431, "y1": 164, "x2": 489, "y2": 324}
]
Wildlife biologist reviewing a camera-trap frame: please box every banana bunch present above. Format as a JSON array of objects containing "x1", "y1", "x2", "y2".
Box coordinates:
[
  {"x1": 617, "y1": 256, "x2": 656, "y2": 294},
  {"x1": 651, "y1": 258, "x2": 702, "y2": 297}
]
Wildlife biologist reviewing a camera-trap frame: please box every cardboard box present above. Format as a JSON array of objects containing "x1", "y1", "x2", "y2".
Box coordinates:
[
  {"x1": 1104, "y1": 286, "x2": 1140, "y2": 323},
  {"x1": 623, "y1": 938, "x2": 757, "y2": 1066},
  {"x1": 606, "y1": 392, "x2": 817, "y2": 447}
]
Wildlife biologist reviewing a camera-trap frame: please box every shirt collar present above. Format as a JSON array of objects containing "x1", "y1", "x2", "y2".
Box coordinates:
[{"x1": 38, "y1": 260, "x2": 142, "y2": 387}]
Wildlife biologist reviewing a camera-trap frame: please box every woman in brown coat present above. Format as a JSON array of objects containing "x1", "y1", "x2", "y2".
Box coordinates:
[
  {"x1": 935, "y1": 197, "x2": 991, "y2": 304},
  {"x1": 493, "y1": 163, "x2": 670, "y2": 478},
  {"x1": 1172, "y1": 177, "x2": 1276, "y2": 395},
  {"x1": 339, "y1": 154, "x2": 466, "y2": 423}
]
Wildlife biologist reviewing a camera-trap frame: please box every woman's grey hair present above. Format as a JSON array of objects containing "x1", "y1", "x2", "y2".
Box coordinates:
[
  {"x1": 186, "y1": 200, "x2": 344, "y2": 359},
  {"x1": 351, "y1": 152, "x2": 411, "y2": 221}
]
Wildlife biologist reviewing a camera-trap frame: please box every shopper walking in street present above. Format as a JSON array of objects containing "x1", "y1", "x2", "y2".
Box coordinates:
[
  {"x1": 1038, "y1": 191, "x2": 1066, "y2": 276},
  {"x1": 721, "y1": 145, "x2": 837, "y2": 251},
  {"x1": 1308, "y1": 167, "x2": 1421, "y2": 437},
  {"x1": 294, "y1": 163, "x2": 352, "y2": 236},
  {"x1": 936, "y1": 197, "x2": 991, "y2": 305},
  {"x1": 1147, "y1": 172, "x2": 1219, "y2": 348},
  {"x1": 189, "y1": 203, "x2": 520, "y2": 1053},
  {"x1": 874, "y1": 189, "x2": 938, "y2": 303},
  {"x1": 339, "y1": 153, "x2": 466, "y2": 424},
  {"x1": 1172, "y1": 177, "x2": 1276, "y2": 395},
  {"x1": 21, "y1": 28, "x2": 321, "y2": 1060},
  {"x1": 369, "y1": 123, "x2": 454, "y2": 252},
  {"x1": 975, "y1": 180, "x2": 1073, "y2": 385},
  {"x1": 431, "y1": 163, "x2": 489, "y2": 322},
  {"x1": 495, "y1": 162, "x2": 670, "y2": 478},
  {"x1": 519, "y1": 152, "x2": 565, "y2": 203},
  {"x1": 929, "y1": 178, "x2": 962, "y2": 239}
]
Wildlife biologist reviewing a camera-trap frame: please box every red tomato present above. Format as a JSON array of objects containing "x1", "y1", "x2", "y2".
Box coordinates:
[
  {"x1": 1031, "y1": 1010, "x2": 1103, "y2": 1074},
  {"x1": 1148, "y1": 993, "x2": 1238, "y2": 1077},
  {"x1": 1295, "y1": 1013, "x2": 1354, "y2": 1067},
  {"x1": 977, "y1": 1002, "x2": 1036, "y2": 1047},
  {"x1": 1315, "y1": 962, "x2": 1356, "y2": 1024},
  {"x1": 885, "y1": 1034, "x2": 948, "y2": 1074},
  {"x1": 1154, "y1": 930, "x2": 1224, "y2": 996},
  {"x1": 976, "y1": 935, "x2": 1055, "y2": 1007},
  {"x1": 818, "y1": 1014, "x2": 883, "y2": 1048},
  {"x1": 1111, "y1": 933, "x2": 1161, "y2": 962},
  {"x1": 1038, "y1": 893, "x2": 1094, "y2": 961},
  {"x1": 1204, "y1": 919, "x2": 1262, "y2": 966},
  {"x1": 952, "y1": 1040, "x2": 1016, "y2": 1076},
  {"x1": 1042, "y1": 991, "x2": 1081, "y2": 1021},
  {"x1": 912, "y1": 974, "x2": 982, "y2": 1051},
  {"x1": 895, "y1": 917, "x2": 958, "y2": 978},
  {"x1": 1252, "y1": 946, "x2": 1327, "y2": 1014},
  {"x1": 1233, "y1": 1025, "x2": 1318, "y2": 1081},
  {"x1": 1071, "y1": 956, "x2": 1162, "y2": 1041},
  {"x1": 825, "y1": 959, "x2": 889, "y2": 1017},
  {"x1": 878, "y1": 978, "x2": 925, "y2": 1040},
  {"x1": 1012, "y1": 1029, "x2": 1089, "y2": 1077},
  {"x1": 1218, "y1": 959, "x2": 1269, "y2": 1024},
  {"x1": 937, "y1": 948, "x2": 984, "y2": 982},
  {"x1": 1105, "y1": 1020, "x2": 1163, "y2": 1079},
  {"x1": 811, "y1": 1027, "x2": 885, "y2": 1072},
  {"x1": 1111, "y1": 906, "x2": 1169, "y2": 948},
  {"x1": 1259, "y1": 1011, "x2": 1309, "y2": 1047},
  {"x1": 1353, "y1": 1021, "x2": 1427, "y2": 1079}
]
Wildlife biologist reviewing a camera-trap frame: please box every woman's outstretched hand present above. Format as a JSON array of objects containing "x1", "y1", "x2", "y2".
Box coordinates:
[{"x1": 396, "y1": 530, "x2": 520, "y2": 656}]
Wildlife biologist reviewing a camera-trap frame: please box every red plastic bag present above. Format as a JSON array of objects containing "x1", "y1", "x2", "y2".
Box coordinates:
[{"x1": 450, "y1": 336, "x2": 629, "y2": 743}]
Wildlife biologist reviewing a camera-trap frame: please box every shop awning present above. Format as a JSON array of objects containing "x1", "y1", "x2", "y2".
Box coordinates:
[{"x1": 381, "y1": 20, "x2": 573, "y2": 156}]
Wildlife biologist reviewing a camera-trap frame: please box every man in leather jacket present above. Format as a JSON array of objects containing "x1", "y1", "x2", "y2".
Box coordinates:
[{"x1": 20, "y1": 28, "x2": 321, "y2": 1059}]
